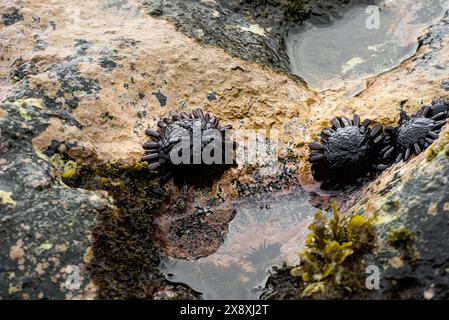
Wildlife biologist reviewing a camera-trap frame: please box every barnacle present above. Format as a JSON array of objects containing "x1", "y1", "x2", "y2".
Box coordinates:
[
  {"x1": 380, "y1": 104, "x2": 448, "y2": 163},
  {"x1": 142, "y1": 108, "x2": 233, "y2": 186},
  {"x1": 308, "y1": 115, "x2": 386, "y2": 189}
]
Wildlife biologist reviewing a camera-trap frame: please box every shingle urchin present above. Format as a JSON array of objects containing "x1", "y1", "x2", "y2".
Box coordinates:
[
  {"x1": 142, "y1": 108, "x2": 233, "y2": 186},
  {"x1": 426, "y1": 98, "x2": 449, "y2": 117},
  {"x1": 380, "y1": 104, "x2": 448, "y2": 163},
  {"x1": 308, "y1": 115, "x2": 386, "y2": 189}
]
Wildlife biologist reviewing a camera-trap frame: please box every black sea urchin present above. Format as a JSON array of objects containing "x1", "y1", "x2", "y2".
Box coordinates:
[
  {"x1": 142, "y1": 108, "x2": 233, "y2": 186},
  {"x1": 427, "y1": 98, "x2": 449, "y2": 117},
  {"x1": 308, "y1": 115, "x2": 386, "y2": 189},
  {"x1": 380, "y1": 105, "x2": 448, "y2": 163}
]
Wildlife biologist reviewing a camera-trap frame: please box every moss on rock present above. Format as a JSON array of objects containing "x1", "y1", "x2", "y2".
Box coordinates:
[{"x1": 63, "y1": 162, "x2": 199, "y2": 299}]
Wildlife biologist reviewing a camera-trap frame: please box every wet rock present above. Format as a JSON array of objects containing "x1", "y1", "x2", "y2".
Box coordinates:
[
  {"x1": 1, "y1": 7, "x2": 23, "y2": 26},
  {"x1": 152, "y1": 90, "x2": 167, "y2": 107},
  {"x1": 0, "y1": 99, "x2": 106, "y2": 299},
  {"x1": 139, "y1": 0, "x2": 367, "y2": 74},
  {"x1": 442, "y1": 80, "x2": 449, "y2": 91},
  {"x1": 340, "y1": 124, "x2": 449, "y2": 300}
]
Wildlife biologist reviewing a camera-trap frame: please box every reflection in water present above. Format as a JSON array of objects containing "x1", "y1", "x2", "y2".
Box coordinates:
[
  {"x1": 244, "y1": 241, "x2": 282, "y2": 271},
  {"x1": 158, "y1": 188, "x2": 316, "y2": 299},
  {"x1": 286, "y1": 0, "x2": 448, "y2": 91}
]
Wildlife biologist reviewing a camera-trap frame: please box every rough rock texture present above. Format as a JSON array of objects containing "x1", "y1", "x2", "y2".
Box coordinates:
[
  {"x1": 0, "y1": 69, "x2": 105, "y2": 300},
  {"x1": 140, "y1": 0, "x2": 370, "y2": 74},
  {"x1": 1, "y1": 0, "x2": 449, "y2": 300},
  {"x1": 362, "y1": 130, "x2": 449, "y2": 300}
]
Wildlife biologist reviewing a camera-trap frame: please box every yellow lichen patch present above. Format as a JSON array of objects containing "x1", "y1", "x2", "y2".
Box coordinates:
[
  {"x1": 9, "y1": 284, "x2": 20, "y2": 295},
  {"x1": 39, "y1": 242, "x2": 53, "y2": 251},
  {"x1": 427, "y1": 203, "x2": 438, "y2": 216},
  {"x1": 110, "y1": 205, "x2": 120, "y2": 218},
  {"x1": 122, "y1": 161, "x2": 148, "y2": 172},
  {"x1": 13, "y1": 98, "x2": 44, "y2": 121},
  {"x1": 389, "y1": 256, "x2": 404, "y2": 269},
  {"x1": 305, "y1": 98, "x2": 316, "y2": 106},
  {"x1": 375, "y1": 212, "x2": 398, "y2": 225},
  {"x1": 14, "y1": 98, "x2": 44, "y2": 109},
  {"x1": 0, "y1": 190, "x2": 16, "y2": 209},
  {"x1": 443, "y1": 203, "x2": 449, "y2": 212},
  {"x1": 426, "y1": 147, "x2": 439, "y2": 162},
  {"x1": 62, "y1": 161, "x2": 77, "y2": 179},
  {"x1": 424, "y1": 126, "x2": 449, "y2": 161},
  {"x1": 18, "y1": 106, "x2": 31, "y2": 120},
  {"x1": 49, "y1": 154, "x2": 78, "y2": 179}
]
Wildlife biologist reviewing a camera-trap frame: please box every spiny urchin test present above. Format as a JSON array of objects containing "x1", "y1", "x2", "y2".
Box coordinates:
[
  {"x1": 380, "y1": 99, "x2": 449, "y2": 163},
  {"x1": 142, "y1": 108, "x2": 234, "y2": 186},
  {"x1": 308, "y1": 114, "x2": 387, "y2": 190},
  {"x1": 309, "y1": 99, "x2": 449, "y2": 190}
]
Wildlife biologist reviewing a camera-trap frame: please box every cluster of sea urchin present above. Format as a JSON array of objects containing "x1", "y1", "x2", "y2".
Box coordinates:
[
  {"x1": 309, "y1": 99, "x2": 449, "y2": 190},
  {"x1": 380, "y1": 99, "x2": 449, "y2": 163},
  {"x1": 142, "y1": 108, "x2": 233, "y2": 186}
]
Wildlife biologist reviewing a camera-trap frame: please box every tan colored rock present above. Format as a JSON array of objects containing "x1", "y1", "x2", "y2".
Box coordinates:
[
  {"x1": 9, "y1": 240, "x2": 24, "y2": 262},
  {"x1": 0, "y1": 108, "x2": 6, "y2": 119}
]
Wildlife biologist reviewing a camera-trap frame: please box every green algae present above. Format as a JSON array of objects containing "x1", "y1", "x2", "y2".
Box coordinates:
[
  {"x1": 426, "y1": 131, "x2": 449, "y2": 161},
  {"x1": 289, "y1": 202, "x2": 377, "y2": 298},
  {"x1": 64, "y1": 161, "x2": 164, "y2": 298},
  {"x1": 0, "y1": 190, "x2": 16, "y2": 210},
  {"x1": 61, "y1": 161, "x2": 197, "y2": 299},
  {"x1": 387, "y1": 227, "x2": 416, "y2": 249},
  {"x1": 426, "y1": 147, "x2": 439, "y2": 162},
  {"x1": 386, "y1": 226, "x2": 417, "y2": 260},
  {"x1": 63, "y1": 161, "x2": 163, "y2": 215},
  {"x1": 49, "y1": 154, "x2": 78, "y2": 179}
]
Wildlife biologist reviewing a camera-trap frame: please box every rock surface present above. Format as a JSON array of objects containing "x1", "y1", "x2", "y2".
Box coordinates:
[
  {"x1": 140, "y1": 0, "x2": 367, "y2": 74},
  {"x1": 1, "y1": 0, "x2": 449, "y2": 300}
]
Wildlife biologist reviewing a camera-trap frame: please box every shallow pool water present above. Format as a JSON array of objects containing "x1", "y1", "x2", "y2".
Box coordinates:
[
  {"x1": 286, "y1": 0, "x2": 449, "y2": 91},
  {"x1": 159, "y1": 188, "x2": 317, "y2": 300}
]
